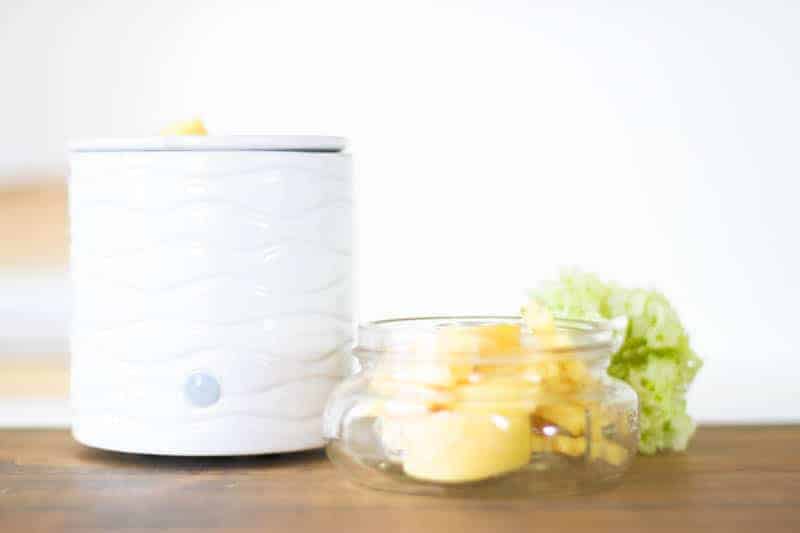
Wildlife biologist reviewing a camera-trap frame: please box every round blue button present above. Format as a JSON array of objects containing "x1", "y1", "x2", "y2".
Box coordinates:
[{"x1": 184, "y1": 372, "x2": 221, "y2": 407}]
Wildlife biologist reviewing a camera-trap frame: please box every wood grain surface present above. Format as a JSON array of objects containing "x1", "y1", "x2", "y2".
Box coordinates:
[
  {"x1": 0, "y1": 183, "x2": 67, "y2": 268},
  {"x1": 0, "y1": 426, "x2": 797, "y2": 532},
  {"x1": 0, "y1": 355, "x2": 69, "y2": 398}
]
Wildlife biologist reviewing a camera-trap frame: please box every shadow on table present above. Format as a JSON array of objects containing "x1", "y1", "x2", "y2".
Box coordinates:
[{"x1": 74, "y1": 444, "x2": 327, "y2": 472}]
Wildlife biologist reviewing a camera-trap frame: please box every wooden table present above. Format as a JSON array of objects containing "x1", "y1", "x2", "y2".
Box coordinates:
[{"x1": 1, "y1": 426, "x2": 797, "y2": 532}]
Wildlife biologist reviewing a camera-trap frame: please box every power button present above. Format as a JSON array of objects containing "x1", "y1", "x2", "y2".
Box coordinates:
[{"x1": 184, "y1": 372, "x2": 221, "y2": 408}]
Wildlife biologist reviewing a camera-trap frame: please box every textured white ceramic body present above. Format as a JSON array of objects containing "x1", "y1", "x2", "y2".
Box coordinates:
[{"x1": 68, "y1": 145, "x2": 353, "y2": 455}]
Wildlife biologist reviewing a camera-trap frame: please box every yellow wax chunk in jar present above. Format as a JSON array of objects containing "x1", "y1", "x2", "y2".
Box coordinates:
[
  {"x1": 536, "y1": 401, "x2": 615, "y2": 439},
  {"x1": 440, "y1": 323, "x2": 522, "y2": 377},
  {"x1": 374, "y1": 323, "x2": 523, "y2": 390},
  {"x1": 369, "y1": 312, "x2": 629, "y2": 484},
  {"x1": 560, "y1": 359, "x2": 591, "y2": 384},
  {"x1": 536, "y1": 403, "x2": 587, "y2": 436},
  {"x1": 402, "y1": 409, "x2": 532, "y2": 483},
  {"x1": 455, "y1": 376, "x2": 538, "y2": 412},
  {"x1": 530, "y1": 434, "x2": 587, "y2": 456},
  {"x1": 530, "y1": 433, "x2": 628, "y2": 465}
]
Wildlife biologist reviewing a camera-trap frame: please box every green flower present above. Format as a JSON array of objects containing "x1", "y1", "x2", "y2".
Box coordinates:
[{"x1": 528, "y1": 270, "x2": 703, "y2": 454}]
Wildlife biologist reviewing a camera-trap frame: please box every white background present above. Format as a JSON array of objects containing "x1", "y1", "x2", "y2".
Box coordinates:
[{"x1": 1, "y1": 0, "x2": 798, "y2": 422}]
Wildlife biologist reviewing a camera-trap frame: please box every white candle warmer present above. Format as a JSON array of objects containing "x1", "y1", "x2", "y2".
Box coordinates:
[{"x1": 68, "y1": 136, "x2": 353, "y2": 455}]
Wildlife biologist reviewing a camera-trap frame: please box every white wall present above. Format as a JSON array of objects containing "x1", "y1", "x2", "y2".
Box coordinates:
[{"x1": 1, "y1": 0, "x2": 799, "y2": 422}]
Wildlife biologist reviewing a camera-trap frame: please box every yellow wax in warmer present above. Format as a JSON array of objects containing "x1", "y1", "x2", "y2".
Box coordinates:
[{"x1": 160, "y1": 118, "x2": 208, "y2": 136}]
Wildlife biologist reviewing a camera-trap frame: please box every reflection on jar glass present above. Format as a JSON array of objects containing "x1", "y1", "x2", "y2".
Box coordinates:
[{"x1": 324, "y1": 316, "x2": 639, "y2": 496}]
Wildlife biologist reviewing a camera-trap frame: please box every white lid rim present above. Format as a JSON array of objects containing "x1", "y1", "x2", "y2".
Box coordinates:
[{"x1": 69, "y1": 135, "x2": 347, "y2": 153}]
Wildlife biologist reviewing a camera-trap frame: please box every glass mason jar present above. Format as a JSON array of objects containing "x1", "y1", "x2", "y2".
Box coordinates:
[{"x1": 324, "y1": 316, "x2": 639, "y2": 496}]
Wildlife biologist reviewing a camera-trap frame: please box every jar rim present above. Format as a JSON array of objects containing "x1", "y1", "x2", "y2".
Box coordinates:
[{"x1": 355, "y1": 315, "x2": 627, "y2": 363}]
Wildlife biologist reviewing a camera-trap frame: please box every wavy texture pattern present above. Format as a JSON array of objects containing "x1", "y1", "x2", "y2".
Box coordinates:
[
  {"x1": 69, "y1": 150, "x2": 353, "y2": 454},
  {"x1": 71, "y1": 205, "x2": 352, "y2": 259}
]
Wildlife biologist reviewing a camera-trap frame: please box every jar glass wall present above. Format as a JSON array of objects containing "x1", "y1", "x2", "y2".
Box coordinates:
[{"x1": 324, "y1": 316, "x2": 639, "y2": 496}]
